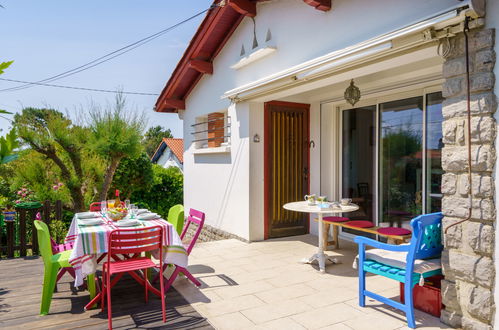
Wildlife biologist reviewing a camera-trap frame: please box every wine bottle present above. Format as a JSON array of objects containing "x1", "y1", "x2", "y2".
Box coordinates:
[{"x1": 114, "y1": 190, "x2": 121, "y2": 208}]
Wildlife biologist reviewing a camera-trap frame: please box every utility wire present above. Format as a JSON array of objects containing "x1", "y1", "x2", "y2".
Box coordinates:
[
  {"x1": 0, "y1": 5, "x2": 214, "y2": 93},
  {"x1": 0, "y1": 77, "x2": 159, "y2": 95}
]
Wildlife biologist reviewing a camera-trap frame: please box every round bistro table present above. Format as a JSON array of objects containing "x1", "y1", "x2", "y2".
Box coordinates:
[{"x1": 283, "y1": 201, "x2": 359, "y2": 273}]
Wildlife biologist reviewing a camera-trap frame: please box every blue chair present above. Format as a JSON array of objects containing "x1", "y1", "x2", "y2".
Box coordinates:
[{"x1": 354, "y1": 212, "x2": 443, "y2": 328}]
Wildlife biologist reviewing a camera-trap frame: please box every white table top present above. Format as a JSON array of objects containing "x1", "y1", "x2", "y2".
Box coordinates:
[{"x1": 283, "y1": 201, "x2": 359, "y2": 214}]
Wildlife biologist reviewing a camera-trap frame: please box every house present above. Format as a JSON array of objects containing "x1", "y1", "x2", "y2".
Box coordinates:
[
  {"x1": 155, "y1": 0, "x2": 498, "y2": 328},
  {"x1": 150, "y1": 138, "x2": 184, "y2": 172}
]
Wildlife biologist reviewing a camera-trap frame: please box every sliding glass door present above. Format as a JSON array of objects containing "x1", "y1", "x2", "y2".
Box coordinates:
[{"x1": 339, "y1": 91, "x2": 443, "y2": 231}]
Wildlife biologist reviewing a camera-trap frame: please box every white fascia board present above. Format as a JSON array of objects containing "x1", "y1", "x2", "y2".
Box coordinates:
[{"x1": 222, "y1": 2, "x2": 472, "y2": 101}]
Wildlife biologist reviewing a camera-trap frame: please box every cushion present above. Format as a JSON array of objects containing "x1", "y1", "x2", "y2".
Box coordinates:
[
  {"x1": 345, "y1": 220, "x2": 375, "y2": 228},
  {"x1": 364, "y1": 248, "x2": 441, "y2": 274},
  {"x1": 323, "y1": 216, "x2": 349, "y2": 223},
  {"x1": 377, "y1": 227, "x2": 411, "y2": 236}
]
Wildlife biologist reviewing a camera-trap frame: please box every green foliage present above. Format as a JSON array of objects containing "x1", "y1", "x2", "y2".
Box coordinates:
[
  {"x1": 110, "y1": 153, "x2": 154, "y2": 199},
  {"x1": 143, "y1": 125, "x2": 173, "y2": 158},
  {"x1": 88, "y1": 94, "x2": 145, "y2": 160},
  {"x1": 131, "y1": 165, "x2": 183, "y2": 218},
  {"x1": 88, "y1": 93, "x2": 146, "y2": 200},
  {"x1": 0, "y1": 128, "x2": 19, "y2": 164},
  {"x1": 0, "y1": 60, "x2": 13, "y2": 74},
  {"x1": 49, "y1": 219, "x2": 67, "y2": 244}
]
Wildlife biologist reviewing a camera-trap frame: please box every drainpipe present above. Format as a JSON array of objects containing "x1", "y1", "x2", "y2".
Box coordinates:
[{"x1": 444, "y1": 16, "x2": 473, "y2": 234}]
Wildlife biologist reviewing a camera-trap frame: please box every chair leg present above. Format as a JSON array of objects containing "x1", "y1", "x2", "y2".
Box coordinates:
[
  {"x1": 101, "y1": 266, "x2": 106, "y2": 312},
  {"x1": 144, "y1": 268, "x2": 148, "y2": 303},
  {"x1": 322, "y1": 223, "x2": 329, "y2": 251},
  {"x1": 152, "y1": 264, "x2": 167, "y2": 284},
  {"x1": 163, "y1": 267, "x2": 181, "y2": 293},
  {"x1": 107, "y1": 272, "x2": 112, "y2": 330},
  {"x1": 333, "y1": 225, "x2": 340, "y2": 249},
  {"x1": 40, "y1": 264, "x2": 58, "y2": 315},
  {"x1": 159, "y1": 264, "x2": 166, "y2": 323},
  {"x1": 358, "y1": 268, "x2": 366, "y2": 307},
  {"x1": 405, "y1": 283, "x2": 416, "y2": 328},
  {"x1": 180, "y1": 268, "x2": 201, "y2": 287}
]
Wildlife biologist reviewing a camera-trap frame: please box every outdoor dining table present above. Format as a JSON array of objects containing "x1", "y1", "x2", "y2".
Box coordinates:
[
  {"x1": 283, "y1": 201, "x2": 359, "y2": 273},
  {"x1": 64, "y1": 211, "x2": 188, "y2": 308}
]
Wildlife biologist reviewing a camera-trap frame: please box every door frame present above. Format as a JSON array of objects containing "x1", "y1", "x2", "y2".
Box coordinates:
[{"x1": 263, "y1": 100, "x2": 310, "y2": 240}]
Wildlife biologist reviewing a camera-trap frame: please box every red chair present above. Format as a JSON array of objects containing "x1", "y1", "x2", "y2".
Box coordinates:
[
  {"x1": 89, "y1": 201, "x2": 125, "y2": 212},
  {"x1": 153, "y1": 208, "x2": 205, "y2": 292},
  {"x1": 101, "y1": 226, "x2": 166, "y2": 330}
]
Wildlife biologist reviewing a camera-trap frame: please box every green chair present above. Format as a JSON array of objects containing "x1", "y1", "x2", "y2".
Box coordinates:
[
  {"x1": 167, "y1": 204, "x2": 184, "y2": 236},
  {"x1": 34, "y1": 220, "x2": 73, "y2": 315}
]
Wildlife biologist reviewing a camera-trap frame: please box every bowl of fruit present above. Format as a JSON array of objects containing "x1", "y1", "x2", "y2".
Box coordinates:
[{"x1": 107, "y1": 206, "x2": 128, "y2": 221}]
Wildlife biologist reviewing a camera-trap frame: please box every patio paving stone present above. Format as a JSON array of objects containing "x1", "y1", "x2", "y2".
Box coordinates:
[{"x1": 175, "y1": 234, "x2": 451, "y2": 330}]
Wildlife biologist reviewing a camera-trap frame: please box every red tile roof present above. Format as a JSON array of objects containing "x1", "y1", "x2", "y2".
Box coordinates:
[{"x1": 163, "y1": 138, "x2": 184, "y2": 163}]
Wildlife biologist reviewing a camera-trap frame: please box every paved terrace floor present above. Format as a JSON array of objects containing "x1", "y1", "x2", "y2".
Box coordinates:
[
  {"x1": 174, "y1": 235, "x2": 450, "y2": 330},
  {"x1": 0, "y1": 257, "x2": 212, "y2": 329}
]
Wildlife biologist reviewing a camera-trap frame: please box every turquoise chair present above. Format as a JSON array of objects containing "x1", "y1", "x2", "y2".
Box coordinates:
[
  {"x1": 167, "y1": 204, "x2": 184, "y2": 236},
  {"x1": 34, "y1": 220, "x2": 73, "y2": 315},
  {"x1": 354, "y1": 212, "x2": 443, "y2": 328}
]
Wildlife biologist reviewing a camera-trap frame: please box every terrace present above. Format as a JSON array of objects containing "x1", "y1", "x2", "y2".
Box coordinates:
[{"x1": 1, "y1": 234, "x2": 449, "y2": 329}]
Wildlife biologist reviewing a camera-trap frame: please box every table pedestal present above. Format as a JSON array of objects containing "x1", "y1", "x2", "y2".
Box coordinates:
[{"x1": 300, "y1": 213, "x2": 339, "y2": 272}]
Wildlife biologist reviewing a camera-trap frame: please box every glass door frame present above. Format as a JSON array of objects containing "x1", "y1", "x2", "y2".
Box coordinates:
[{"x1": 325, "y1": 85, "x2": 442, "y2": 241}]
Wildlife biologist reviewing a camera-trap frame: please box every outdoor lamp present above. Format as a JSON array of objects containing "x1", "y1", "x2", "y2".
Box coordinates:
[{"x1": 344, "y1": 79, "x2": 361, "y2": 106}]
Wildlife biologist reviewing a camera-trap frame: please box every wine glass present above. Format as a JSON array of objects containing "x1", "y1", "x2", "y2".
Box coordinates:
[{"x1": 100, "y1": 200, "x2": 107, "y2": 215}]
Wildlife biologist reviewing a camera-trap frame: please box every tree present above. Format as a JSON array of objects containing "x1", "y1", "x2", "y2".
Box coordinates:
[
  {"x1": 131, "y1": 165, "x2": 183, "y2": 217},
  {"x1": 14, "y1": 108, "x2": 88, "y2": 211},
  {"x1": 88, "y1": 93, "x2": 145, "y2": 200},
  {"x1": 143, "y1": 125, "x2": 173, "y2": 158},
  {"x1": 109, "y1": 153, "x2": 154, "y2": 199},
  {"x1": 0, "y1": 61, "x2": 19, "y2": 163}
]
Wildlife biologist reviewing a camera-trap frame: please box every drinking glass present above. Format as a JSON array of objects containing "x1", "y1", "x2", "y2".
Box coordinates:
[
  {"x1": 130, "y1": 204, "x2": 137, "y2": 219},
  {"x1": 100, "y1": 200, "x2": 107, "y2": 215},
  {"x1": 125, "y1": 199, "x2": 131, "y2": 210},
  {"x1": 107, "y1": 200, "x2": 115, "y2": 208}
]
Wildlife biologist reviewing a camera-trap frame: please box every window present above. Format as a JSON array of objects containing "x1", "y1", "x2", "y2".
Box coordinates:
[
  {"x1": 323, "y1": 90, "x2": 443, "y2": 235},
  {"x1": 191, "y1": 111, "x2": 230, "y2": 149}
]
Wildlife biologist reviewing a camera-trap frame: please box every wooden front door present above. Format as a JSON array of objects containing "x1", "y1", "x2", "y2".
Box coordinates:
[{"x1": 264, "y1": 101, "x2": 310, "y2": 239}]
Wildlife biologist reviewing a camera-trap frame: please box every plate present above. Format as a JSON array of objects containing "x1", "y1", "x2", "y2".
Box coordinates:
[
  {"x1": 137, "y1": 213, "x2": 159, "y2": 220},
  {"x1": 137, "y1": 209, "x2": 148, "y2": 215},
  {"x1": 77, "y1": 212, "x2": 99, "y2": 219},
  {"x1": 115, "y1": 219, "x2": 141, "y2": 227},
  {"x1": 78, "y1": 218, "x2": 103, "y2": 226}
]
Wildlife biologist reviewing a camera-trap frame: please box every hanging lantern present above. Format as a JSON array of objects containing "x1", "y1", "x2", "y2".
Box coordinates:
[{"x1": 344, "y1": 79, "x2": 361, "y2": 106}]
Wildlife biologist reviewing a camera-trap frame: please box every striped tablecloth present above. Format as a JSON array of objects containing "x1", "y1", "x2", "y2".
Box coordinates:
[{"x1": 65, "y1": 213, "x2": 188, "y2": 287}]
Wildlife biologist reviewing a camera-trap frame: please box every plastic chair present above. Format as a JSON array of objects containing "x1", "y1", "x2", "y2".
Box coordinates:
[
  {"x1": 153, "y1": 208, "x2": 205, "y2": 292},
  {"x1": 34, "y1": 220, "x2": 74, "y2": 315},
  {"x1": 101, "y1": 226, "x2": 166, "y2": 330},
  {"x1": 167, "y1": 204, "x2": 184, "y2": 236},
  {"x1": 354, "y1": 212, "x2": 443, "y2": 328},
  {"x1": 50, "y1": 238, "x2": 75, "y2": 284}
]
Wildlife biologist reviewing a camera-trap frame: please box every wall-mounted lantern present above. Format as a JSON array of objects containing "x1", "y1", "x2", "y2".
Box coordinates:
[{"x1": 344, "y1": 79, "x2": 361, "y2": 106}]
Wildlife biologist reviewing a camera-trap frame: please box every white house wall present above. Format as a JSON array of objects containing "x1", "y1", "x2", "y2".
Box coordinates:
[
  {"x1": 156, "y1": 148, "x2": 183, "y2": 172},
  {"x1": 182, "y1": 0, "x2": 463, "y2": 241}
]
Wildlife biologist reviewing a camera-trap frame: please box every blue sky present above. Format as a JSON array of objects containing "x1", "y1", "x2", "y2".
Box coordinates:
[{"x1": 0, "y1": 1, "x2": 213, "y2": 137}]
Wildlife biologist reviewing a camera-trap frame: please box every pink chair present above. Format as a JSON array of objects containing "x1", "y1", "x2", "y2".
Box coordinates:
[
  {"x1": 51, "y1": 238, "x2": 76, "y2": 283},
  {"x1": 153, "y1": 208, "x2": 205, "y2": 292}
]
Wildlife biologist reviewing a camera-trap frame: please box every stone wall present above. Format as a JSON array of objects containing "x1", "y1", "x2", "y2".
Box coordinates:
[
  {"x1": 183, "y1": 222, "x2": 248, "y2": 243},
  {"x1": 440, "y1": 28, "x2": 497, "y2": 329}
]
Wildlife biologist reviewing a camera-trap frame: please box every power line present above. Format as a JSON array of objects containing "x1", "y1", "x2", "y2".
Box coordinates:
[
  {"x1": 0, "y1": 5, "x2": 214, "y2": 93},
  {"x1": 0, "y1": 77, "x2": 159, "y2": 95}
]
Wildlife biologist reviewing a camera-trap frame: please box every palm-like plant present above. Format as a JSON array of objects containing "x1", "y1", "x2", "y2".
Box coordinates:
[{"x1": 89, "y1": 93, "x2": 145, "y2": 200}]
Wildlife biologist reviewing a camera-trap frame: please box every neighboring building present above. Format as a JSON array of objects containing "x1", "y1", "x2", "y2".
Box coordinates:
[
  {"x1": 155, "y1": 1, "x2": 498, "y2": 328},
  {"x1": 151, "y1": 138, "x2": 184, "y2": 172}
]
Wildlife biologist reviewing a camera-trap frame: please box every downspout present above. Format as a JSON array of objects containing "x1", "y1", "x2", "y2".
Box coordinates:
[{"x1": 445, "y1": 16, "x2": 473, "y2": 234}]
